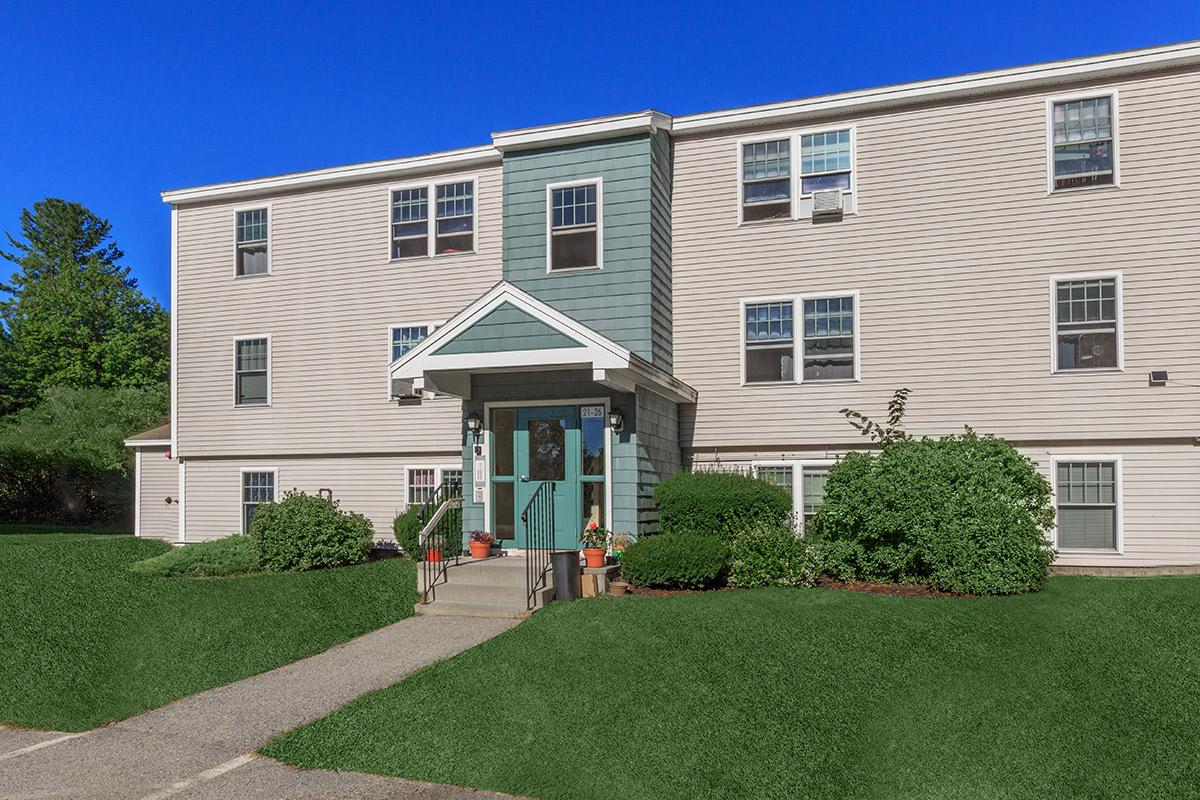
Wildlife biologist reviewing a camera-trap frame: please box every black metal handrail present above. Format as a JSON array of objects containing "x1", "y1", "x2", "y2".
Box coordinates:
[
  {"x1": 521, "y1": 482, "x2": 554, "y2": 610},
  {"x1": 419, "y1": 477, "x2": 464, "y2": 604}
]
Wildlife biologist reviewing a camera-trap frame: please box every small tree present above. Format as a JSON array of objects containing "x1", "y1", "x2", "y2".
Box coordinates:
[{"x1": 839, "y1": 387, "x2": 911, "y2": 447}]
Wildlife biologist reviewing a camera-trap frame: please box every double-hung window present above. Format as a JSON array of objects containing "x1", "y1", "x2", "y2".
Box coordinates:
[
  {"x1": 1055, "y1": 460, "x2": 1119, "y2": 551},
  {"x1": 802, "y1": 296, "x2": 856, "y2": 381},
  {"x1": 391, "y1": 178, "x2": 476, "y2": 259},
  {"x1": 1050, "y1": 95, "x2": 1116, "y2": 191},
  {"x1": 241, "y1": 470, "x2": 275, "y2": 533},
  {"x1": 1052, "y1": 276, "x2": 1120, "y2": 371},
  {"x1": 801, "y1": 467, "x2": 830, "y2": 527},
  {"x1": 741, "y1": 139, "x2": 792, "y2": 222},
  {"x1": 406, "y1": 465, "x2": 460, "y2": 508},
  {"x1": 234, "y1": 337, "x2": 269, "y2": 406},
  {"x1": 548, "y1": 181, "x2": 601, "y2": 270},
  {"x1": 800, "y1": 130, "x2": 853, "y2": 198},
  {"x1": 235, "y1": 208, "x2": 269, "y2": 276},
  {"x1": 754, "y1": 462, "x2": 831, "y2": 530},
  {"x1": 744, "y1": 301, "x2": 795, "y2": 383},
  {"x1": 390, "y1": 325, "x2": 431, "y2": 362}
]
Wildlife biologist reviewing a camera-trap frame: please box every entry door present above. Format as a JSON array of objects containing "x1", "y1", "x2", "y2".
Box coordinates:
[{"x1": 515, "y1": 406, "x2": 580, "y2": 551}]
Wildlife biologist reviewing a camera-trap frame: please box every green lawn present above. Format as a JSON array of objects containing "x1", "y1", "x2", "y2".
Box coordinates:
[
  {"x1": 264, "y1": 579, "x2": 1200, "y2": 800},
  {"x1": 1, "y1": 534, "x2": 415, "y2": 731}
]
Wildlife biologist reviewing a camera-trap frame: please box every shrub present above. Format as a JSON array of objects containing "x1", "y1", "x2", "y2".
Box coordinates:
[
  {"x1": 393, "y1": 505, "x2": 423, "y2": 559},
  {"x1": 620, "y1": 534, "x2": 729, "y2": 590},
  {"x1": 127, "y1": 535, "x2": 257, "y2": 578},
  {"x1": 728, "y1": 517, "x2": 820, "y2": 588},
  {"x1": 811, "y1": 433, "x2": 1056, "y2": 594},
  {"x1": 653, "y1": 471, "x2": 790, "y2": 540},
  {"x1": 250, "y1": 491, "x2": 374, "y2": 572}
]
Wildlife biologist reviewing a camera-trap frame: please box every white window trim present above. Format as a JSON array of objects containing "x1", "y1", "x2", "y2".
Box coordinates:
[
  {"x1": 233, "y1": 203, "x2": 272, "y2": 278},
  {"x1": 545, "y1": 177, "x2": 604, "y2": 273},
  {"x1": 386, "y1": 175, "x2": 479, "y2": 263},
  {"x1": 736, "y1": 126, "x2": 857, "y2": 226},
  {"x1": 739, "y1": 290, "x2": 862, "y2": 387},
  {"x1": 404, "y1": 463, "x2": 463, "y2": 510},
  {"x1": 1049, "y1": 455, "x2": 1123, "y2": 554},
  {"x1": 752, "y1": 459, "x2": 836, "y2": 532},
  {"x1": 1047, "y1": 272, "x2": 1123, "y2": 375},
  {"x1": 1045, "y1": 90, "x2": 1120, "y2": 194},
  {"x1": 233, "y1": 334, "x2": 272, "y2": 408},
  {"x1": 385, "y1": 321, "x2": 444, "y2": 396},
  {"x1": 239, "y1": 466, "x2": 279, "y2": 535}
]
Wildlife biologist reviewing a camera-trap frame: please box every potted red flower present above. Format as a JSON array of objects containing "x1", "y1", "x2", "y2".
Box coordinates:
[
  {"x1": 580, "y1": 521, "x2": 608, "y2": 569},
  {"x1": 468, "y1": 530, "x2": 494, "y2": 559}
]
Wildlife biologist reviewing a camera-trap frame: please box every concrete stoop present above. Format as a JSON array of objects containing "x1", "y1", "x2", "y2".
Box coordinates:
[{"x1": 415, "y1": 556, "x2": 554, "y2": 619}]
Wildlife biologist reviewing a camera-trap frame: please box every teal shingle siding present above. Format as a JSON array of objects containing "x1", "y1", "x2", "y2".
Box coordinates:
[
  {"x1": 433, "y1": 302, "x2": 584, "y2": 355},
  {"x1": 634, "y1": 387, "x2": 682, "y2": 536},
  {"x1": 502, "y1": 134, "x2": 672, "y2": 370}
]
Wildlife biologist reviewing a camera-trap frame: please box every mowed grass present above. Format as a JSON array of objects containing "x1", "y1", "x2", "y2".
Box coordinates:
[
  {"x1": 125, "y1": 535, "x2": 257, "y2": 577},
  {"x1": 1, "y1": 534, "x2": 415, "y2": 731},
  {"x1": 264, "y1": 579, "x2": 1200, "y2": 800}
]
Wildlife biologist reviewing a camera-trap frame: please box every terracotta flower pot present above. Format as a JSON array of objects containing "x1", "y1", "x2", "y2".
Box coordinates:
[
  {"x1": 582, "y1": 546, "x2": 606, "y2": 569},
  {"x1": 469, "y1": 540, "x2": 491, "y2": 558},
  {"x1": 425, "y1": 549, "x2": 442, "y2": 563},
  {"x1": 610, "y1": 581, "x2": 628, "y2": 597}
]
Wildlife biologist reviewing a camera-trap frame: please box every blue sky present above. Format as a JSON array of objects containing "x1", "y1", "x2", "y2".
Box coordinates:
[{"x1": 2, "y1": 0, "x2": 1197, "y2": 307}]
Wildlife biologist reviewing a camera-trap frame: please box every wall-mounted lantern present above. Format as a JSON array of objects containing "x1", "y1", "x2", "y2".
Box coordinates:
[
  {"x1": 465, "y1": 411, "x2": 484, "y2": 443},
  {"x1": 608, "y1": 407, "x2": 625, "y2": 433}
]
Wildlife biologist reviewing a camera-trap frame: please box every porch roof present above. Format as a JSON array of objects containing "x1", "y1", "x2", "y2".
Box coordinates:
[{"x1": 389, "y1": 281, "x2": 697, "y2": 403}]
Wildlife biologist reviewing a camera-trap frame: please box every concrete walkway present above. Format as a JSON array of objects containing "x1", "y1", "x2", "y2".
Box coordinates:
[{"x1": 0, "y1": 615, "x2": 523, "y2": 799}]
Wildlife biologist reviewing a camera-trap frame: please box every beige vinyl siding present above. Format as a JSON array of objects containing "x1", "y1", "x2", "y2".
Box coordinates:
[
  {"x1": 700, "y1": 442, "x2": 1200, "y2": 567},
  {"x1": 181, "y1": 454, "x2": 460, "y2": 542},
  {"x1": 174, "y1": 164, "x2": 502, "y2": 457},
  {"x1": 672, "y1": 68, "x2": 1200, "y2": 450},
  {"x1": 137, "y1": 446, "x2": 179, "y2": 541}
]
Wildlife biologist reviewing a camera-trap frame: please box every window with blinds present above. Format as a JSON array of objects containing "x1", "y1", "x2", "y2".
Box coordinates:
[
  {"x1": 1056, "y1": 461, "x2": 1118, "y2": 550},
  {"x1": 235, "y1": 208, "x2": 269, "y2": 276},
  {"x1": 235, "y1": 338, "x2": 269, "y2": 406}
]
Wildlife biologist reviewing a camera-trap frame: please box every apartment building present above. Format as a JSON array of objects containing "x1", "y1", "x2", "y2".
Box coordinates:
[{"x1": 128, "y1": 41, "x2": 1200, "y2": 569}]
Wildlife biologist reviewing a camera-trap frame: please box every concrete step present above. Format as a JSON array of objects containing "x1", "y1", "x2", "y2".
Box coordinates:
[
  {"x1": 429, "y1": 581, "x2": 529, "y2": 606},
  {"x1": 414, "y1": 600, "x2": 532, "y2": 620}
]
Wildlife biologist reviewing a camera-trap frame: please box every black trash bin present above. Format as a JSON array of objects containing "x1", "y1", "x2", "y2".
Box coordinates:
[{"x1": 551, "y1": 550, "x2": 581, "y2": 602}]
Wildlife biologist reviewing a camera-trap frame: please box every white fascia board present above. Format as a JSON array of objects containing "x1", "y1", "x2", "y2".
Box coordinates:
[
  {"x1": 673, "y1": 40, "x2": 1200, "y2": 134},
  {"x1": 124, "y1": 439, "x2": 173, "y2": 447},
  {"x1": 493, "y1": 110, "x2": 672, "y2": 152},
  {"x1": 161, "y1": 145, "x2": 500, "y2": 205},
  {"x1": 390, "y1": 281, "x2": 634, "y2": 380}
]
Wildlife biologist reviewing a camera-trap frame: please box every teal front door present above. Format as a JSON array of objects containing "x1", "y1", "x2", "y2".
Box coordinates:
[{"x1": 515, "y1": 406, "x2": 580, "y2": 551}]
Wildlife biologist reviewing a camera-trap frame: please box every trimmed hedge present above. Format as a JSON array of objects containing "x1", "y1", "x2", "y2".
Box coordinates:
[
  {"x1": 653, "y1": 471, "x2": 791, "y2": 540},
  {"x1": 728, "y1": 517, "x2": 819, "y2": 588},
  {"x1": 393, "y1": 505, "x2": 423, "y2": 559},
  {"x1": 126, "y1": 535, "x2": 258, "y2": 577},
  {"x1": 250, "y1": 491, "x2": 374, "y2": 572},
  {"x1": 811, "y1": 433, "x2": 1056, "y2": 595},
  {"x1": 620, "y1": 534, "x2": 729, "y2": 590}
]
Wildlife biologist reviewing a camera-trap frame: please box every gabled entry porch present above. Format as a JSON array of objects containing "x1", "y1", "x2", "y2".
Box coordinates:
[{"x1": 391, "y1": 281, "x2": 694, "y2": 611}]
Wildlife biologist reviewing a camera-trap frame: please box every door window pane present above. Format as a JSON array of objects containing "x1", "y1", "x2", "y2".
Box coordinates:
[
  {"x1": 582, "y1": 481, "x2": 605, "y2": 532},
  {"x1": 528, "y1": 418, "x2": 566, "y2": 481},
  {"x1": 581, "y1": 406, "x2": 606, "y2": 476},
  {"x1": 492, "y1": 408, "x2": 514, "y2": 476},
  {"x1": 493, "y1": 482, "x2": 514, "y2": 540}
]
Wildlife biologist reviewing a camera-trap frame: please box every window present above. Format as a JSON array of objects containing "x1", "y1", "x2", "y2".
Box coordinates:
[
  {"x1": 1055, "y1": 460, "x2": 1119, "y2": 550},
  {"x1": 741, "y1": 139, "x2": 791, "y2": 222},
  {"x1": 234, "y1": 338, "x2": 269, "y2": 406},
  {"x1": 548, "y1": 181, "x2": 600, "y2": 270},
  {"x1": 757, "y1": 466, "x2": 794, "y2": 500},
  {"x1": 241, "y1": 470, "x2": 275, "y2": 533},
  {"x1": 391, "y1": 179, "x2": 476, "y2": 259},
  {"x1": 802, "y1": 296, "x2": 856, "y2": 381},
  {"x1": 435, "y1": 182, "x2": 474, "y2": 254},
  {"x1": 390, "y1": 325, "x2": 431, "y2": 362},
  {"x1": 744, "y1": 301, "x2": 794, "y2": 383},
  {"x1": 801, "y1": 467, "x2": 829, "y2": 527},
  {"x1": 391, "y1": 187, "x2": 428, "y2": 259},
  {"x1": 800, "y1": 130, "x2": 852, "y2": 195},
  {"x1": 235, "y1": 208, "x2": 269, "y2": 276},
  {"x1": 1053, "y1": 277, "x2": 1120, "y2": 371},
  {"x1": 406, "y1": 465, "x2": 461, "y2": 508},
  {"x1": 1051, "y1": 95, "x2": 1116, "y2": 190}
]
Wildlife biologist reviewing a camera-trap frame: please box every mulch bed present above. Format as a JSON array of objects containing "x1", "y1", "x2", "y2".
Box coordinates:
[{"x1": 623, "y1": 580, "x2": 969, "y2": 598}]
